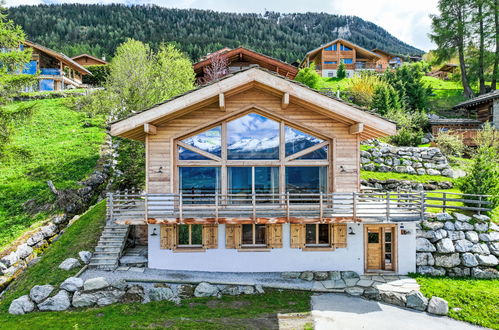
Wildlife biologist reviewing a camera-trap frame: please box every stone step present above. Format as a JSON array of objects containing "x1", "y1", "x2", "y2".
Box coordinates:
[
  {"x1": 88, "y1": 224, "x2": 129, "y2": 270},
  {"x1": 93, "y1": 252, "x2": 121, "y2": 258},
  {"x1": 95, "y1": 246, "x2": 122, "y2": 252},
  {"x1": 100, "y1": 234, "x2": 128, "y2": 239}
]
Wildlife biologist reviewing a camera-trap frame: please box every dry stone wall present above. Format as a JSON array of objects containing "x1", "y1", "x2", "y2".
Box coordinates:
[{"x1": 416, "y1": 213, "x2": 499, "y2": 278}]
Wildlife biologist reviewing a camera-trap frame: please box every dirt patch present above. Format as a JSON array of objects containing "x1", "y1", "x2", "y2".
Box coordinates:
[{"x1": 228, "y1": 300, "x2": 251, "y2": 309}]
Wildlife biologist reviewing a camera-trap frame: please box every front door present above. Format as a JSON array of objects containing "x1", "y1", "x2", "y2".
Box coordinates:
[{"x1": 365, "y1": 225, "x2": 396, "y2": 272}]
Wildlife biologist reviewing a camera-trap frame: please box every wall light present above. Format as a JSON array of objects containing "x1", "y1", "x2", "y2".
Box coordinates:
[
  {"x1": 150, "y1": 228, "x2": 158, "y2": 236},
  {"x1": 348, "y1": 226, "x2": 355, "y2": 235}
]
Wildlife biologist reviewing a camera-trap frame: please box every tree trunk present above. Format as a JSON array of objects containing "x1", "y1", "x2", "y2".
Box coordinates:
[
  {"x1": 456, "y1": 6, "x2": 474, "y2": 98},
  {"x1": 478, "y1": 1, "x2": 486, "y2": 94},
  {"x1": 491, "y1": 0, "x2": 499, "y2": 90}
]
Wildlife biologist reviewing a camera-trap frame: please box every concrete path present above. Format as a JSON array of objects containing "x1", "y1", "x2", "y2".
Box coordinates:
[{"x1": 311, "y1": 293, "x2": 485, "y2": 330}]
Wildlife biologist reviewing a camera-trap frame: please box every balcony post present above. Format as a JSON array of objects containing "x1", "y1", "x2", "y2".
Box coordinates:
[
  {"x1": 144, "y1": 193, "x2": 148, "y2": 223},
  {"x1": 179, "y1": 193, "x2": 183, "y2": 222},
  {"x1": 420, "y1": 192, "x2": 425, "y2": 219},
  {"x1": 252, "y1": 193, "x2": 256, "y2": 222},
  {"x1": 352, "y1": 192, "x2": 357, "y2": 221},
  {"x1": 386, "y1": 192, "x2": 390, "y2": 222},
  {"x1": 286, "y1": 192, "x2": 290, "y2": 221},
  {"x1": 319, "y1": 192, "x2": 323, "y2": 222},
  {"x1": 215, "y1": 192, "x2": 219, "y2": 223}
]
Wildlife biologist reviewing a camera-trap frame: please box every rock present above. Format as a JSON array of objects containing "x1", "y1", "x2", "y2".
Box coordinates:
[
  {"x1": 345, "y1": 287, "x2": 364, "y2": 296},
  {"x1": 341, "y1": 271, "x2": 360, "y2": 279},
  {"x1": 110, "y1": 279, "x2": 128, "y2": 290},
  {"x1": 83, "y1": 277, "x2": 109, "y2": 291},
  {"x1": 447, "y1": 267, "x2": 470, "y2": 277},
  {"x1": 422, "y1": 220, "x2": 444, "y2": 230},
  {"x1": 416, "y1": 252, "x2": 435, "y2": 266},
  {"x1": 474, "y1": 223, "x2": 489, "y2": 232},
  {"x1": 51, "y1": 214, "x2": 67, "y2": 225},
  {"x1": 299, "y1": 271, "x2": 314, "y2": 281},
  {"x1": 427, "y1": 296, "x2": 448, "y2": 315},
  {"x1": 427, "y1": 169, "x2": 441, "y2": 176},
  {"x1": 406, "y1": 291, "x2": 428, "y2": 311},
  {"x1": 60, "y1": 277, "x2": 84, "y2": 292},
  {"x1": 344, "y1": 278, "x2": 360, "y2": 286},
  {"x1": 360, "y1": 157, "x2": 370, "y2": 164},
  {"x1": 322, "y1": 279, "x2": 346, "y2": 289},
  {"x1": 443, "y1": 222, "x2": 455, "y2": 231},
  {"x1": 281, "y1": 272, "x2": 300, "y2": 279},
  {"x1": 490, "y1": 222, "x2": 499, "y2": 232},
  {"x1": 473, "y1": 214, "x2": 490, "y2": 222},
  {"x1": 453, "y1": 213, "x2": 471, "y2": 222},
  {"x1": 97, "y1": 289, "x2": 125, "y2": 306},
  {"x1": 362, "y1": 287, "x2": 380, "y2": 301},
  {"x1": 41, "y1": 224, "x2": 58, "y2": 238},
  {"x1": 465, "y1": 231, "x2": 479, "y2": 243},
  {"x1": 471, "y1": 243, "x2": 490, "y2": 255},
  {"x1": 38, "y1": 290, "x2": 71, "y2": 311},
  {"x1": 8, "y1": 295, "x2": 35, "y2": 315},
  {"x1": 416, "y1": 238, "x2": 436, "y2": 252},
  {"x1": 417, "y1": 168, "x2": 426, "y2": 175},
  {"x1": 240, "y1": 285, "x2": 255, "y2": 295},
  {"x1": 149, "y1": 287, "x2": 174, "y2": 301},
  {"x1": 363, "y1": 163, "x2": 375, "y2": 171},
  {"x1": 454, "y1": 239, "x2": 474, "y2": 252},
  {"x1": 436, "y1": 213, "x2": 453, "y2": 221},
  {"x1": 476, "y1": 254, "x2": 498, "y2": 266},
  {"x1": 461, "y1": 253, "x2": 479, "y2": 267},
  {"x1": 72, "y1": 291, "x2": 97, "y2": 308},
  {"x1": 314, "y1": 271, "x2": 329, "y2": 281},
  {"x1": 489, "y1": 242, "x2": 499, "y2": 256},
  {"x1": 78, "y1": 251, "x2": 92, "y2": 264},
  {"x1": 479, "y1": 232, "x2": 499, "y2": 242},
  {"x1": 442, "y1": 169, "x2": 453, "y2": 177},
  {"x1": 329, "y1": 271, "x2": 341, "y2": 280},
  {"x1": 255, "y1": 284, "x2": 265, "y2": 294},
  {"x1": 58, "y1": 258, "x2": 81, "y2": 271},
  {"x1": 380, "y1": 291, "x2": 406, "y2": 307},
  {"x1": 27, "y1": 232, "x2": 44, "y2": 246},
  {"x1": 436, "y1": 238, "x2": 455, "y2": 253},
  {"x1": 454, "y1": 221, "x2": 474, "y2": 231},
  {"x1": 29, "y1": 284, "x2": 55, "y2": 303},
  {"x1": 1, "y1": 252, "x2": 19, "y2": 268},
  {"x1": 194, "y1": 282, "x2": 219, "y2": 297},
  {"x1": 448, "y1": 231, "x2": 465, "y2": 241},
  {"x1": 472, "y1": 267, "x2": 499, "y2": 279},
  {"x1": 177, "y1": 284, "x2": 196, "y2": 298},
  {"x1": 434, "y1": 253, "x2": 460, "y2": 268},
  {"x1": 16, "y1": 244, "x2": 33, "y2": 260},
  {"x1": 221, "y1": 285, "x2": 239, "y2": 296}
]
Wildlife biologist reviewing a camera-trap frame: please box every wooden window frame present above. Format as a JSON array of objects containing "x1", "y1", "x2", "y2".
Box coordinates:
[
  {"x1": 240, "y1": 223, "x2": 268, "y2": 249},
  {"x1": 305, "y1": 223, "x2": 331, "y2": 247},
  {"x1": 176, "y1": 224, "x2": 203, "y2": 249}
]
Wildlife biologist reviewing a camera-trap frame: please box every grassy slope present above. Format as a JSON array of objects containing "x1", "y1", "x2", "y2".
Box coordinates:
[
  {"x1": 0, "y1": 98, "x2": 105, "y2": 249},
  {"x1": 360, "y1": 171, "x2": 453, "y2": 183},
  {"x1": 413, "y1": 275, "x2": 499, "y2": 329}
]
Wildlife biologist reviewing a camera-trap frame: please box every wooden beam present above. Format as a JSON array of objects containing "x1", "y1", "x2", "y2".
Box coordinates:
[
  {"x1": 349, "y1": 123, "x2": 364, "y2": 134},
  {"x1": 281, "y1": 92, "x2": 289, "y2": 109},
  {"x1": 144, "y1": 123, "x2": 157, "y2": 135},
  {"x1": 219, "y1": 93, "x2": 226, "y2": 111}
]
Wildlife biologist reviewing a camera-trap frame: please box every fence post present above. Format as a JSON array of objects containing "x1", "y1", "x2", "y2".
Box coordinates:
[
  {"x1": 179, "y1": 193, "x2": 183, "y2": 222},
  {"x1": 420, "y1": 191, "x2": 425, "y2": 219},
  {"x1": 442, "y1": 192, "x2": 447, "y2": 213},
  {"x1": 352, "y1": 192, "x2": 357, "y2": 221},
  {"x1": 215, "y1": 192, "x2": 219, "y2": 223},
  {"x1": 144, "y1": 193, "x2": 148, "y2": 223},
  {"x1": 286, "y1": 192, "x2": 290, "y2": 221},
  {"x1": 319, "y1": 192, "x2": 323, "y2": 222},
  {"x1": 478, "y1": 195, "x2": 482, "y2": 215},
  {"x1": 386, "y1": 192, "x2": 390, "y2": 222},
  {"x1": 252, "y1": 193, "x2": 256, "y2": 222}
]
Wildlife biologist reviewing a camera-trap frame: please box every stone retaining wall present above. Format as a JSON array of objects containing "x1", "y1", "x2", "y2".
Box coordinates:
[
  {"x1": 416, "y1": 213, "x2": 499, "y2": 278},
  {"x1": 361, "y1": 178, "x2": 453, "y2": 192}
]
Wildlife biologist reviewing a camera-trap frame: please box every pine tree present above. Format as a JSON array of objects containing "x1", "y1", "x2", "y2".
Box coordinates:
[{"x1": 336, "y1": 62, "x2": 346, "y2": 79}]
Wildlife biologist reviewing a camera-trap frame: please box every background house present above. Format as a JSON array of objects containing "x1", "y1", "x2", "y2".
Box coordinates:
[
  {"x1": 300, "y1": 38, "x2": 382, "y2": 78},
  {"x1": 371, "y1": 48, "x2": 403, "y2": 71},
  {"x1": 71, "y1": 53, "x2": 108, "y2": 66},
  {"x1": 22, "y1": 41, "x2": 91, "y2": 91}
]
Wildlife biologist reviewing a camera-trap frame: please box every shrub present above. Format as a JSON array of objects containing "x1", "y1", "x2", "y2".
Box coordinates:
[
  {"x1": 371, "y1": 83, "x2": 402, "y2": 115},
  {"x1": 295, "y1": 63, "x2": 321, "y2": 89},
  {"x1": 386, "y1": 109, "x2": 428, "y2": 147},
  {"x1": 337, "y1": 62, "x2": 346, "y2": 79},
  {"x1": 82, "y1": 64, "x2": 110, "y2": 86},
  {"x1": 389, "y1": 126, "x2": 424, "y2": 147},
  {"x1": 347, "y1": 72, "x2": 383, "y2": 107},
  {"x1": 434, "y1": 131, "x2": 466, "y2": 157}
]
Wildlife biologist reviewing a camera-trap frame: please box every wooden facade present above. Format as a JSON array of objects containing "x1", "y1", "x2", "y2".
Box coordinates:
[
  {"x1": 371, "y1": 49, "x2": 403, "y2": 72},
  {"x1": 71, "y1": 54, "x2": 108, "y2": 66}
]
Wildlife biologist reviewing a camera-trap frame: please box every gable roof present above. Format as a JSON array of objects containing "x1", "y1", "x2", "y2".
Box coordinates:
[
  {"x1": 371, "y1": 48, "x2": 395, "y2": 58},
  {"x1": 453, "y1": 90, "x2": 499, "y2": 109},
  {"x1": 193, "y1": 47, "x2": 298, "y2": 79},
  {"x1": 302, "y1": 38, "x2": 381, "y2": 64},
  {"x1": 110, "y1": 66, "x2": 396, "y2": 141},
  {"x1": 71, "y1": 53, "x2": 108, "y2": 65},
  {"x1": 24, "y1": 40, "x2": 91, "y2": 75}
]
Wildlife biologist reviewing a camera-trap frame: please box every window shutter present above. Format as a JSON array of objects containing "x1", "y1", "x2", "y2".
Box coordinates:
[
  {"x1": 332, "y1": 224, "x2": 347, "y2": 248},
  {"x1": 160, "y1": 224, "x2": 175, "y2": 249},
  {"x1": 266, "y1": 224, "x2": 283, "y2": 248},
  {"x1": 203, "y1": 224, "x2": 218, "y2": 249},
  {"x1": 290, "y1": 224, "x2": 305, "y2": 248},
  {"x1": 225, "y1": 224, "x2": 242, "y2": 249}
]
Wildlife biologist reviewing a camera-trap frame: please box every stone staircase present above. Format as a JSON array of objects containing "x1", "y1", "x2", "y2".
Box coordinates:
[{"x1": 88, "y1": 224, "x2": 130, "y2": 270}]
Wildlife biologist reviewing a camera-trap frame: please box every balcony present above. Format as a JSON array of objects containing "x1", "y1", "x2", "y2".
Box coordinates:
[
  {"x1": 40, "y1": 68, "x2": 61, "y2": 75},
  {"x1": 355, "y1": 62, "x2": 376, "y2": 70}
]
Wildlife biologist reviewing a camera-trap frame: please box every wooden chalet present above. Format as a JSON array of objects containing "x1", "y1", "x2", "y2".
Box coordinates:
[
  {"x1": 428, "y1": 63, "x2": 458, "y2": 80},
  {"x1": 71, "y1": 54, "x2": 108, "y2": 66},
  {"x1": 109, "y1": 67, "x2": 421, "y2": 274},
  {"x1": 371, "y1": 48, "x2": 403, "y2": 71},
  {"x1": 22, "y1": 41, "x2": 91, "y2": 91},
  {"x1": 193, "y1": 47, "x2": 298, "y2": 83},
  {"x1": 301, "y1": 39, "x2": 381, "y2": 78}
]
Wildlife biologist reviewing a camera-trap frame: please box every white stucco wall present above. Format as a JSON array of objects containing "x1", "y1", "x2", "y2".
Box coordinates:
[
  {"x1": 321, "y1": 69, "x2": 355, "y2": 78},
  {"x1": 147, "y1": 222, "x2": 416, "y2": 274}
]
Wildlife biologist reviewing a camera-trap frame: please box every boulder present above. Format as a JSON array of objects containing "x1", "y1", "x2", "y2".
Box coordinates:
[
  {"x1": 380, "y1": 291, "x2": 406, "y2": 307},
  {"x1": 448, "y1": 231, "x2": 465, "y2": 241},
  {"x1": 239, "y1": 285, "x2": 255, "y2": 295},
  {"x1": 454, "y1": 221, "x2": 473, "y2": 231},
  {"x1": 27, "y1": 232, "x2": 44, "y2": 246},
  {"x1": 435, "y1": 253, "x2": 460, "y2": 268},
  {"x1": 314, "y1": 271, "x2": 329, "y2": 281},
  {"x1": 281, "y1": 272, "x2": 300, "y2": 279},
  {"x1": 454, "y1": 239, "x2": 474, "y2": 253},
  {"x1": 474, "y1": 223, "x2": 489, "y2": 233},
  {"x1": 255, "y1": 284, "x2": 265, "y2": 294},
  {"x1": 149, "y1": 287, "x2": 174, "y2": 301},
  {"x1": 479, "y1": 232, "x2": 499, "y2": 242},
  {"x1": 436, "y1": 213, "x2": 453, "y2": 221},
  {"x1": 428, "y1": 229, "x2": 448, "y2": 243},
  {"x1": 442, "y1": 169, "x2": 453, "y2": 177},
  {"x1": 194, "y1": 282, "x2": 219, "y2": 297},
  {"x1": 436, "y1": 238, "x2": 455, "y2": 253},
  {"x1": 29, "y1": 284, "x2": 54, "y2": 303},
  {"x1": 83, "y1": 277, "x2": 109, "y2": 291},
  {"x1": 41, "y1": 224, "x2": 58, "y2": 238},
  {"x1": 177, "y1": 284, "x2": 196, "y2": 298},
  {"x1": 473, "y1": 214, "x2": 490, "y2": 222},
  {"x1": 345, "y1": 287, "x2": 364, "y2": 296},
  {"x1": 471, "y1": 243, "x2": 490, "y2": 255},
  {"x1": 406, "y1": 291, "x2": 428, "y2": 311},
  {"x1": 471, "y1": 267, "x2": 499, "y2": 279},
  {"x1": 476, "y1": 254, "x2": 498, "y2": 267},
  {"x1": 417, "y1": 266, "x2": 446, "y2": 276},
  {"x1": 329, "y1": 271, "x2": 341, "y2": 280},
  {"x1": 51, "y1": 214, "x2": 67, "y2": 225},
  {"x1": 344, "y1": 278, "x2": 360, "y2": 286},
  {"x1": 443, "y1": 222, "x2": 455, "y2": 231},
  {"x1": 362, "y1": 287, "x2": 380, "y2": 301},
  {"x1": 8, "y1": 295, "x2": 35, "y2": 315},
  {"x1": 447, "y1": 267, "x2": 471, "y2": 277},
  {"x1": 221, "y1": 285, "x2": 240, "y2": 296},
  {"x1": 60, "y1": 277, "x2": 84, "y2": 292},
  {"x1": 1, "y1": 252, "x2": 19, "y2": 268},
  {"x1": 96, "y1": 289, "x2": 125, "y2": 306},
  {"x1": 488, "y1": 242, "x2": 499, "y2": 257},
  {"x1": 78, "y1": 251, "x2": 92, "y2": 265},
  {"x1": 110, "y1": 279, "x2": 128, "y2": 290},
  {"x1": 58, "y1": 258, "x2": 81, "y2": 271},
  {"x1": 341, "y1": 271, "x2": 360, "y2": 279},
  {"x1": 72, "y1": 291, "x2": 97, "y2": 308},
  {"x1": 299, "y1": 271, "x2": 314, "y2": 281},
  {"x1": 38, "y1": 290, "x2": 71, "y2": 311},
  {"x1": 427, "y1": 296, "x2": 449, "y2": 315},
  {"x1": 16, "y1": 244, "x2": 33, "y2": 260},
  {"x1": 427, "y1": 169, "x2": 441, "y2": 176},
  {"x1": 453, "y1": 213, "x2": 471, "y2": 222},
  {"x1": 461, "y1": 253, "x2": 479, "y2": 267},
  {"x1": 416, "y1": 238, "x2": 436, "y2": 252},
  {"x1": 416, "y1": 253, "x2": 435, "y2": 266},
  {"x1": 465, "y1": 231, "x2": 479, "y2": 243},
  {"x1": 422, "y1": 220, "x2": 444, "y2": 230}
]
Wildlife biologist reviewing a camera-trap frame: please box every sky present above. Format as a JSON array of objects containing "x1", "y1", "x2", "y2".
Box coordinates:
[{"x1": 6, "y1": 0, "x2": 439, "y2": 51}]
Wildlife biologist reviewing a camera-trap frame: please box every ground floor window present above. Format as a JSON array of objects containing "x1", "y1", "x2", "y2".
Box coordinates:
[
  {"x1": 241, "y1": 224, "x2": 267, "y2": 247},
  {"x1": 177, "y1": 224, "x2": 203, "y2": 247},
  {"x1": 305, "y1": 224, "x2": 330, "y2": 247}
]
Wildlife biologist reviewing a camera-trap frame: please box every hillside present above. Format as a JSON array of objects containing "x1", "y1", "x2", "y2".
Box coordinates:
[
  {"x1": 8, "y1": 4, "x2": 423, "y2": 63},
  {"x1": 0, "y1": 97, "x2": 106, "y2": 249}
]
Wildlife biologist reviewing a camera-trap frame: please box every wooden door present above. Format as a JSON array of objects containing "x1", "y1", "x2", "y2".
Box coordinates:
[{"x1": 366, "y1": 227, "x2": 383, "y2": 270}]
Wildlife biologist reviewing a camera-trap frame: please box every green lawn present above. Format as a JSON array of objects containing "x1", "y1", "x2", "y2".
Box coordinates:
[
  {"x1": 361, "y1": 171, "x2": 453, "y2": 183},
  {"x1": 0, "y1": 98, "x2": 106, "y2": 249},
  {"x1": 413, "y1": 275, "x2": 499, "y2": 329},
  {"x1": 320, "y1": 77, "x2": 352, "y2": 90}
]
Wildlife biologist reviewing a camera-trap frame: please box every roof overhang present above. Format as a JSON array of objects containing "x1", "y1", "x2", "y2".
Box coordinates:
[
  {"x1": 71, "y1": 53, "x2": 108, "y2": 65},
  {"x1": 110, "y1": 68, "x2": 396, "y2": 141}
]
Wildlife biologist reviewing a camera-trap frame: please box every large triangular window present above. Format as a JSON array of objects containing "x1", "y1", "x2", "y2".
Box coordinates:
[
  {"x1": 285, "y1": 126, "x2": 327, "y2": 160},
  {"x1": 178, "y1": 126, "x2": 221, "y2": 160}
]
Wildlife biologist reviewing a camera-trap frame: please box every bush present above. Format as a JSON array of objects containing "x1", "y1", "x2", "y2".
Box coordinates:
[
  {"x1": 386, "y1": 109, "x2": 428, "y2": 146},
  {"x1": 82, "y1": 64, "x2": 110, "y2": 86},
  {"x1": 434, "y1": 131, "x2": 466, "y2": 157},
  {"x1": 389, "y1": 126, "x2": 424, "y2": 147},
  {"x1": 337, "y1": 62, "x2": 346, "y2": 79},
  {"x1": 347, "y1": 72, "x2": 383, "y2": 107},
  {"x1": 371, "y1": 83, "x2": 402, "y2": 115},
  {"x1": 295, "y1": 63, "x2": 321, "y2": 89}
]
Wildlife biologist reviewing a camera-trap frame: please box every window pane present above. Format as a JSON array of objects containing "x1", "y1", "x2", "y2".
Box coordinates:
[
  {"x1": 227, "y1": 113, "x2": 279, "y2": 159},
  {"x1": 305, "y1": 224, "x2": 316, "y2": 244},
  {"x1": 285, "y1": 126, "x2": 323, "y2": 157},
  {"x1": 178, "y1": 146, "x2": 211, "y2": 160},
  {"x1": 255, "y1": 224, "x2": 266, "y2": 245},
  {"x1": 385, "y1": 232, "x2": 392, "y2": 243},
  {"x1": 178, "y1": 225, "x2": 189, "y2": 245},
  {"x1": 368, "y1": 232, "x2": 379, "y2": 244},
  {"x1": 242, "y1": 224, "x2": 253, "y2": 245},
  {"x1": 228, "y1": 167, "x2": 252, "y2": 202},
  {"x1": 191, "y1": 224, "x2": 203, "y2": 245},
  {"x1": 318, "y1": 224, "x2": 329, "y2": 244},
  {"x1": 296, "y1": 146, "x2": 328, "y2": 160},
  {"x1": 181, "y1": 126, "x2": 221, "y2": 157},
  {"x1": 286, "y1": 167, "x2": 327, "y2": 194},
  {"x1": 180, "y1": 167, "x2": 220, "y2": 204},
  {"x1": 254, "y1": 167, "x2": 279, "y2": 196},
  {"x1": 385, "y1": 243, "x2": 391, "y2": 253}
]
